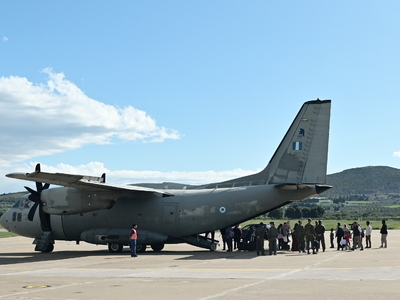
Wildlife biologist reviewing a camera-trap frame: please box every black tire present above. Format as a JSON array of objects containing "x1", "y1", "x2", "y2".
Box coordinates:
[
  {"x1": 136, "y1": 244, "x2": 147, "y2": 253},
  {"x1": 209, "y1": 242, "x2": 217, "y2": 251},
  {"x1": 151, "y1": 243, "x2": 164, "y2": 252},
  {"x1": 42, "y1": 243, "x2": 54, "y2": 253},
  {"x1": 108, "y1": 243, "x2": 123, "y2": 253}
]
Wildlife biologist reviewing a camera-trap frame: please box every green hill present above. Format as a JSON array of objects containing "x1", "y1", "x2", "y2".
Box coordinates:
[{"x1": 325, "y1": 166, "x2": 400, "y2": 197}]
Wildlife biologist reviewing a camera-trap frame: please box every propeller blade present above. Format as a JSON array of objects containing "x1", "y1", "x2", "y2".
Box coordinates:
[
  {"x1": 36, "y1": 181, "x2": 43, "y2": 192},
  {"x1": 24, "y1": 186, "x2": 36, "y2": 195},
  {"x1": 27, "y1": 202, "x2": 39, "y2": 221},
  {"x1": 28, "y1": 193, "x2": 40, "y2": 203},
  {"x1": 23, "y1": 164, "x2": 52, "y2": 231}
]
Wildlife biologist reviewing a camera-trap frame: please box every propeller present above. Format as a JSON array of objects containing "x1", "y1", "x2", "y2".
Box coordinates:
[{"x1": 25, "y1": 164, "x2": 51, "y2": 231}]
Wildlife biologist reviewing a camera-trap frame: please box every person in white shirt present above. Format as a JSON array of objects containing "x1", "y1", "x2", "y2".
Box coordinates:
[{"x1": 365, "y1": 221, "x2": 372, "y2": 248}]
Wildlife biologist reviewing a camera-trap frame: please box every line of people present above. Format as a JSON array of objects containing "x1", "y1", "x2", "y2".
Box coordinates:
[
  {"x1": 334, "y1": 219, "x2": 388, "y2": 251},
  {"x1": 217, "y1": 219, "x2": 388, "y2": 255}
]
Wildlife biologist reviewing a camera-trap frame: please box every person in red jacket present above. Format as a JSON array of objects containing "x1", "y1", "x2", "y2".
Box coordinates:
[{"x1": 130, "y1": 223, "x2": 138, "y2": 257}]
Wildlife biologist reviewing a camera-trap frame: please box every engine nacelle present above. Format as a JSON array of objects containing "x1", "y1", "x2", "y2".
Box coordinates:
[{"x1": 41, "y1": 187, "x2": 116, "y2": 215}]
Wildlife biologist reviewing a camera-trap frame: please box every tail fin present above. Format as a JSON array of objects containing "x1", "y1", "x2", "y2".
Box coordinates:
[{"x1": 226, "y1": 99, "x2": 331, "y2": 185}]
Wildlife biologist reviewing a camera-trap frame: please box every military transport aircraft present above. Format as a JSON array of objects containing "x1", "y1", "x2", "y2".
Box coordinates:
[{"x1": 0, "y1": 99, "x2": 332, "y2": 253}]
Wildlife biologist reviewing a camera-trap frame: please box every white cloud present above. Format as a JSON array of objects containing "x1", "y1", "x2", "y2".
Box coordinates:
[
  {"x1": 0, "y1": 69, "x2": 181, "y2": 167},
  {"x1": 2, "y1": 36, "x2": 8, "y2": 42},
  {"x1": 394, "y1": 151, "x2": 400, "y2": 158},
  {"x1": 0, "y1": 70, "x2": 255, "y2": 194}
]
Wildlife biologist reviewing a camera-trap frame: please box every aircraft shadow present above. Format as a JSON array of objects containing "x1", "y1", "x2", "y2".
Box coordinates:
[{"x1": 0, "y1": 248, "x2": 269, "y2": 265}]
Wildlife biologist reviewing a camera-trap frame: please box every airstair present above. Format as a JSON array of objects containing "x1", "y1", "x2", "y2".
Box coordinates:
[{"x1": 181, "y1": 235, "x2": 219, "y2": 251}]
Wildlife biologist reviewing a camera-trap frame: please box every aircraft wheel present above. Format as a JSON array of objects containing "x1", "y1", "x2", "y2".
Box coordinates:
[
  {"x1": 136, "y1": 244, "x2": 147, "y2": 253},
  {"x1": 42, "y1": 243, "x2": 54, "y2": 253},
  {"x1": 108, "y1": 243, "x2": 123, "y2": 253},
  {"x1": 151, "y1": 243, "x2": 164, "y2": 252},
  {"x1": 210, "y1": 242, "x2": 218, "y2": 251}
]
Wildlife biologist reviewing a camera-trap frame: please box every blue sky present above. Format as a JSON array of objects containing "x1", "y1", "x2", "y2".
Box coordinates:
[{"x1": 1, "y1": 1, "x2": 400, "y2": 193}]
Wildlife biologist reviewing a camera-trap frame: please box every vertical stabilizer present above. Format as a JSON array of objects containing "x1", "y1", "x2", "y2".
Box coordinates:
[
  {"x1": 222, "y1": 99, "x2": 331, "y2": 185},
  {"x1": 266, "y1": 99, "x2": 331, "y2": 184}
]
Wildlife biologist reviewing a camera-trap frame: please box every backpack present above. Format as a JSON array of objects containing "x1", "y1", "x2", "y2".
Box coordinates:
[{"x1": 359, "y1": 227, "x2": 365, "y2": 238}]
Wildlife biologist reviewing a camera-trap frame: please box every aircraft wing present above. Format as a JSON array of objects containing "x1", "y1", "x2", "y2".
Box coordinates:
[{"x1": 6, "y1": 171, "x2": 174, "y2": 196}]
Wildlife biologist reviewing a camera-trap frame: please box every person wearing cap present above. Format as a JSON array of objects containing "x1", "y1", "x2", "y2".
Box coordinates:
[
  {"x1": 268, "y1": 222, "x2": 278, "y2": 255},
  {"x1": 255, "y1": 222, "x2": 266, "y2": 256},
  {"x1": 304, "y1": 218, "x2": 317, "y2": 254}
]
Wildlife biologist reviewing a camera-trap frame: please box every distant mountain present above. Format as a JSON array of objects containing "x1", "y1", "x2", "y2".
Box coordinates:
[{"x1": 325, "y1": 166, "x2": 400, "y2": 197}]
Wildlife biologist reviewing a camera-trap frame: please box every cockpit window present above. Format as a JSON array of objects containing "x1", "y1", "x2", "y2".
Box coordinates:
[
  {"x1": 13, "y1": 201, "x2": 20, "y2": 208},
  {"x1": 19, "y1": 200, "x2": 25, "y2": 210}
]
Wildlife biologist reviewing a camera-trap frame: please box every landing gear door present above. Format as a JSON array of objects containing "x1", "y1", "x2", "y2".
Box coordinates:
[{"x1": 162, "y1": 204, "x2": 177, "y2": 234}]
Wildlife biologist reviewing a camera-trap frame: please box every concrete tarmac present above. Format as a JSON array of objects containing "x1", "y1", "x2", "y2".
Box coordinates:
[{"x1": 0, "y1": 230, "x2": 398, "y2": 300}]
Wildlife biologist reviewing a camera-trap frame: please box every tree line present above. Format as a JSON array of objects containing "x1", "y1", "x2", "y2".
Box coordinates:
[{"x1": 268, "y1": 204, "x2": 324, "y2": 219}]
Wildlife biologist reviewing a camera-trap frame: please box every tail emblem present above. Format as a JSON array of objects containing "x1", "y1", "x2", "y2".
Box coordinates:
[{"x1": 292, "y1": 142, "x2": 303, "y2": 151}]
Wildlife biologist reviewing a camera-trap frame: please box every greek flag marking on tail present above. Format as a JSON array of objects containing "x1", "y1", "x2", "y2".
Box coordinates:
[{"x1": 292, "y1": 142, "x2": 303, "y2": 151}]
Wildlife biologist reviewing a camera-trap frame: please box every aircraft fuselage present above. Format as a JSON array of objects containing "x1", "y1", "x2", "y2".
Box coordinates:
[{"x1": 1, "y1": 183, "x2": 321, "y2": 245}]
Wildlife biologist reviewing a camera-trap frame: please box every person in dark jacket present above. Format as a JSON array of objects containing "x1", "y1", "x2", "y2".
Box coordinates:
[
  {"x1": 380, "y1": 219, "x2": 388, "y2": 248},
  {"x1": 255, "y1": 222, "x2": 266, "y2": 256},
  {"x1": 352, "y1": 222, "x2": 363, "y2": 251},
  {"x1": 295, "y1": 220, "x2": 306, "y2": 253},
  {"x1": 315, "y1": 220, "x2": 326, "y2": 252},
  {"x1": 335, "y1": 222, "x2": 344, "y2": 251},
  {"x1": 304, "y1": 218, "x2": 316, "y2": 254},
  {"x1": 233, "y1": 225, "x2": 242, "y2": 250},
  {"x1": 225, "y1": 227, "x2": 234, "y2": 252},
  {"x1": 219, "y1": 227, "x2": 227, "y2": 250},
  {"x1": 268, "y1": 222, "x2": 278, "y2": 255}
]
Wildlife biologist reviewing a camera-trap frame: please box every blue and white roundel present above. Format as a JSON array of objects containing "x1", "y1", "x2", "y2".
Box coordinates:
[{"x1": 219, "y1": 206, "x2": 227, "y2": 214}]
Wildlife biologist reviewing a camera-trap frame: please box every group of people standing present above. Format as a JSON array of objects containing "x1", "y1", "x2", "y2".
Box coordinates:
[
  {"x1": 219, "y1": 225, "x2": 242, "y2": 252},
  {"x1": 334, "y1": 219, "x2": 388, "y2": 251},
  {"x1": 251, "y1": 221, "x2": 279, "y2": 256},
  {"x1": 290, "y1": 219, "x2": 326, "y2": 254},
  {"x1": 220, "y1": 222, "x2": 280, "y2": 255}
]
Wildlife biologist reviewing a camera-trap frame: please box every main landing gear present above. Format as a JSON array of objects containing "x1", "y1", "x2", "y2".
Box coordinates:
[{"x1": 107, "y1": 243, "x2": 165, "y2": 253}]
